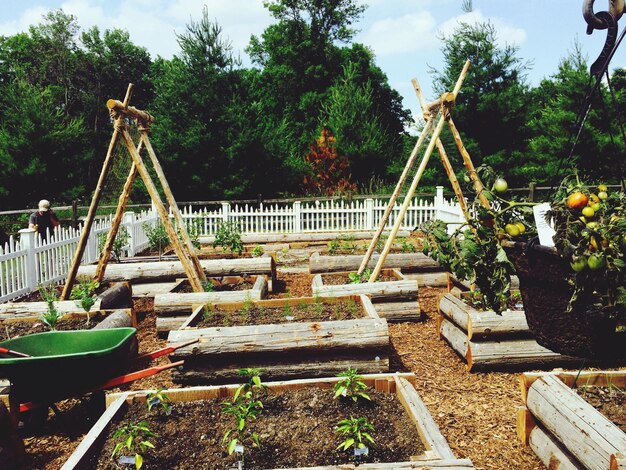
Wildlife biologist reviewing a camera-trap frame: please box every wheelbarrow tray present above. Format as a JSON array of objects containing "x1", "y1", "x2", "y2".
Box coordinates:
[{"x1": 0, "y1": 328, "x2": 137, "y2": 402}]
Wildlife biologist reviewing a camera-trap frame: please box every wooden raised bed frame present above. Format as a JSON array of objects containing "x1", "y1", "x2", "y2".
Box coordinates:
[
  {"x1": 312, "y1": 269, "x2": 421, "y2": 322},
  {"x1": 518, "y1": 369, "x2": 626, "y2": 470},
  {"x1": 437, "y1": 292, "x2": 584, "y2": 371},
  {"x1": 166, "y1": 294, "x2": 391, "y2": 384},
  {"x1": 62, "y1": 373, "x2": 473, "y2": 470}
]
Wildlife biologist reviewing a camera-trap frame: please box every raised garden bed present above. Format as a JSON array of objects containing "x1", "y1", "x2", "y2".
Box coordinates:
[
  {"x1": 518, "y1": 370, "x2": 626, "y2": 470},
  {"x1": 312, "y1": 269, "x2": 421, "y2": 322},
  {"x1": 437, "y1": 292, "x2": 586, "y2": 371},
  {"x1": 166, "y1": 295, "x2": 390, "y2": 384},
  {"x1": 63, "y1": 373, "x2": 473, "y2": 469}
]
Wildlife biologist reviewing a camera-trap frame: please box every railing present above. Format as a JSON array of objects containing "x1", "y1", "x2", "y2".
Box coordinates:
[{"x1": 0, "y1": 188, "x2": 464, "y2": 302}]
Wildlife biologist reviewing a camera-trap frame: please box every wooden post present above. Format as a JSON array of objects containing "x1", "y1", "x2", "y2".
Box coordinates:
[
  {"x1": 412, "y1": 78, "x2": 470, "y2": 221},
  {"x1": 71, "y1": 200, "x2": 78, "y2": 229},
  {"x1": 120, "y1": 129, "x2": 204, "y2": 292},
  {"x1": 528, "y1": 182, "x2": 536, "y2": 202},
  {"x1": 447, "y1": 116, "x2": 490, "y2": 210},
  {"x1": 357, "y1": 110, "x2": 435, "y2": 276},
  {"x1": 141, "y1": 132, "x2": 207, "y2": 285},
  {"x1": 61, "y1": 84, "x2": 134, "y2": 300},
  {"x1": 369, "y1": 60, "x2": 471, "y2": 281}
]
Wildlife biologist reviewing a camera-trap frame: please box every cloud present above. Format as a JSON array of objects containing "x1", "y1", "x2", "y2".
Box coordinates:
[
  {"x1": 0, "y1": 6, "x2": 49, "y2": 36},
  {"x1": 359, "y1": 12, "x2": 438, "y2": 57},
  {"x1": 438, "y1": 10, "x2": 527, "y2": 47}
]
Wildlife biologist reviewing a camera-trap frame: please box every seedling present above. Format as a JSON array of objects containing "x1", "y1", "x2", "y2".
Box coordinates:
[
  {"x1": 348, "y1": 268, "x2": 373, "y2": 284},
  {"x1": 283, "y1": 303, "x2": 293, "y2": 319},
  {"x1": 336, "y1": 416, "x2": 375, "y2": 453},
  {"x1": 203, "y1": 280, "x2": 215, "y2": 292},
  {"x1": 99, "y1": 226, "x2": 130, "y2": 263},
  {"x1": 398, "y1": 237, "x2": 417, "y2": 253},
  {"x1": 222, "y1": 374, "x2": 264, "y2": 465},
  {"x1": 327, "y1": 239, "x2": 340, "y2": 254},
  {"x1": 334, "y1": 368, "x2": 371, "y2": 402},
  {"x1": 346, "y1": 299, "x2": 359, "y2": 317},
  {"x1": 41, "y1": 301, "x2": 61, "y2": 330},
  {"x1": 241, "y1": 295, "x2": 254, "y2": 322},
  {"x1": 334, "y1": 303, "x2": 344, "y2": 320},
  {"x1": 314, "y1": 294, "x2": 324, "y2": 316},
  {"x1": 70, "y1": 277, "x2": 99, "y2": 325},
  {"x1": 111, "y1": 421, "x2": 157, "y2": 470},
  {"x1": 203, "y1": 303, "x2": 214, "y2": 321},
  {"x1": 146, "y1": 389, "x2": 172, "y2": 415},
  {"x1": 251, "y1": 245, "x2": 263, "y2": 257}
]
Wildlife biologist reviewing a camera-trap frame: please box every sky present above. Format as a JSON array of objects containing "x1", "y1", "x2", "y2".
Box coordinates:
[{"x1": 1, "y1": 0, "x2": 623, "y2": 120}]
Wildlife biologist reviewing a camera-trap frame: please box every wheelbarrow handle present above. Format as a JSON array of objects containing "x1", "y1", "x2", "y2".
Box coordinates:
[
  {"x1": 132, "y1": 338, "x2": 199, "y2": 362},
  {"x1": 0, "y1": 346, "x2": 30, "y2": 358}
]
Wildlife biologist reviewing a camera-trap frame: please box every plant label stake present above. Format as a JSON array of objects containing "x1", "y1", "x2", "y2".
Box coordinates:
[
  {"x1": 119, "y1": 456, "x2": 135, "y2": 465},
  {"x1": 355, "y1": 446, "x2": 369, "y2": 457},
  {"x1": 533, "y1": 203, "x2": 556, "y2": 247}
]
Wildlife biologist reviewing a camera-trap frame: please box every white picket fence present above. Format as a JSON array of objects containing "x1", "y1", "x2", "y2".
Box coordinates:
[{"x1": 0, "y1": 188, "x2": 463, "y2": 302}]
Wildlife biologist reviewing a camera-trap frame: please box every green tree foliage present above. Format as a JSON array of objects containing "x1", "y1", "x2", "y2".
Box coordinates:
[{"x1": 431, "y1": 21, "x2": 532, "y2": 186}]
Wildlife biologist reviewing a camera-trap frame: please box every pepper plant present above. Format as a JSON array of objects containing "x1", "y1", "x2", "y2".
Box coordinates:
[
  {"x1": 111, "y1": 421, "x2": 157, "y2": 470},
  {"x1": 146, "y1": 389, "x2": 172, "y2": 415},
  {"x1": 70, "y1": 277, "x2": 99, "y2": 325},
  {"x1": 336, "y1": 416, "x2": 375, "y2": 452},
  {"x1": 334, "y1": 368, "x2": 371, "y2": 402}
]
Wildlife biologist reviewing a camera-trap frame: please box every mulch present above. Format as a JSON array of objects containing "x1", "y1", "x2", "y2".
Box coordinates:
[{"x1": 10, "y1": 269, "x2": 548, "y2": 469}]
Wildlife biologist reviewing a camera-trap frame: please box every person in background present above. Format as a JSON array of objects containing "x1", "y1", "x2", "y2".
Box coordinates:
[{"x1": 28, "y1": 199, "x2": 60, "y2": 241}]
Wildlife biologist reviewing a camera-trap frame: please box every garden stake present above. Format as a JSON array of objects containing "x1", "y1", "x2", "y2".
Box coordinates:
[{"x1": 370, "y1": 60, "x2": 471, "y2": 281}]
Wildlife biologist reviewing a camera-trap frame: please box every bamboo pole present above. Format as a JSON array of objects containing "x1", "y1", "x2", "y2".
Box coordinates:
[
  {"x1": 369, "y1": 60, "x2": 471, "y2": 282},
  {"x1": 140, "y1": 133, "x2": 207, "y2": 285},
  {"x1": 412, "y1": 78, "x2": 470, "y2": 221},
  {"x1": 94, "y1": 157, "x2": 140, "y2": 282},
  {"x1": 61, "y1": 84, "x2": 134, "y2": 299},
  {"x1": 447, "y1": 117, "x2": 491, "y2": 210},
  {"x1": 356, "y1": 117, "x2": 435, "y2": 276},
  {"x1": 119, "y1": 129, "x2": 204, "y2": 292}
]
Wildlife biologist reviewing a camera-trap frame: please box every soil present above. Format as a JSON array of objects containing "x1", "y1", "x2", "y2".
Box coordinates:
[
  {"x1": 0, "y1": 312, "x2": 108, "y2": 341},
  {"x1": 576, "y1": 386, "x2": 626, "y2": 433},
  {"x1": 268, "y1": 273, "x2": 313, "y2": 298},
  {"x1": 194, "y1": 299, "x2": 364, "y2": 328},
  {"x1": 92, "y1": 387, "x2": 424, "y2": 469},
  {"x1": 321, "y1": 273, "x2": 398, "y2": 285},
  {"x1": 14, "y1": 282, "x2": 113, "y2": 303},
  {"x1": 174, "y1": 277, "x2": 255, "y2": 293}
]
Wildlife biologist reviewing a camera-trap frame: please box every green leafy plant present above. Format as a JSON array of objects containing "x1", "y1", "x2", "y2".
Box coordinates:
[
  {"x1": 314, "y1": 294, "x2": 324, "y2": 316},
  {"x1": 336, "y1": 416, "x2": 375, "y2": 452},
  {"x1": 39, "y1": 283, "x2": 61, "y2": 330},
  {"x1": 146, "y1": 389, "x2": 172, "y2": 415},
  {"x1": 221, "y1": 368, "x2": 266, "y2": 463},
  {"x1": 111, "y1": 421, "x2": 157, "y2": 470},
  {"x1": 203, "y1": 280, "x2": 215, "y2": 292},
  {"x1": 346, "y1": 299, "x2": 359, "y2": 317},
  {"x1": 375, "y1": 234, "x2": 388, "y2": 253},
  {"x1": 328, "y1": 239, "x2": 340, "y2": 254},
  {"x1": 213, "y1": 221, "x2": 243, "y2": 254},
  {"x1": 398, "y1": 237, "x2": 417, "y2": 253},
  {"x1": 334, "y1": 368, "x2": 371, "y2": 402},
  {"x1": 334, "y1": 303, "x2": 344, "y2": 320},
  {"x1": 348, "y1": 268, "x2": 373, "y2": 284},
  {"x1": 251, "y1": 245, "x2": 263, "y2": 257},
  {"x1": 283, "y1": 302, "x2": 293, "y2": 319},
  {"x1": 143, "y1": 222, "x2": 170, "y2": 257},
  {"x1": 98, "y1": 226, "x2": 130, "y2": 263},
  {"x1": 70, "y1": 277, "x2": 99, "y2": 325}
]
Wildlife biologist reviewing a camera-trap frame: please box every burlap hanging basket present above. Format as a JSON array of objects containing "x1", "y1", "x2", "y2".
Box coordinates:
[{"x1": 503, "y1": 241, "x2": 626, "y2": 359}]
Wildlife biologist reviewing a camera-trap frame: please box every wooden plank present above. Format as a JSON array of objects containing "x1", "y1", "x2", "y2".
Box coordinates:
[
  {"x1": 439, "y1": 317, "x2": 469, "y2": 362},
  {"x1": 402, "y1": 272, "x2": 449, "y2": 288},
  {"x1": 527, "y1": 375, "x2": 626, "y2": 470},
  {"x1": 521, "y1": 370, "x2": 626, "y2": 400},
  {"x1": 438, "y1": 294, "x2": 472, "y2": 331},
  {"x1": 271, "y1": 458, "x2": 474, "y2": 469},
  {"x1": 394, "y1": 376, "x2": 456, "y2": 460},
  {"x1": 612, "y1": 452, "x2": 626, "y2": 470},
  {"x1": 360, "y1": 294, "x2": 381, "y2": 319},
  {"x1": 173, "y1": 355, "x2": 390, "y2": 385},
  {"x1": 131, "y1": 281, "x2": 180, "y2": 297},
  {"x1": 154, "y1": 288, "x2": 264, "y2": 315},
  {"x1": 516, "y1": 406, "x2": 535, "y2": 445},
  {"x1": 59, "y1": 394, "x2": 128, "y2": 470},
  {"x1": 107, "y1": 372, "x2": 417, "y2": 406},
  {"x1": 467, "y1": 339, "x2": 582, "y2": 372},
  {"x1": 0, "y1": 299, "x2": 103, "y2": 319},
  {"x1": 77, "y1": 257, "x2": 275, "y2": 283},
  {"x1": 201, "y1": 230, "x2": 413, "y2": 246},
  {"x1": 373, "y1": 300, "x2": 422, "y2": 322},
  {"x1": 310, "y1": 253, "x2": 442, "y2": 274},
  {"x1": 168, "y1": 318, "x2": 389, "y2": 357},
  {"x1": 528, "y1": 425, "x2": 584, "y2": 470}
]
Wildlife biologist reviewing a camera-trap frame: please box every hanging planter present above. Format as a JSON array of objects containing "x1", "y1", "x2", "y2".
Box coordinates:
[{"x1": 503, "y1": 241, "x2": 626, "y2": 359}]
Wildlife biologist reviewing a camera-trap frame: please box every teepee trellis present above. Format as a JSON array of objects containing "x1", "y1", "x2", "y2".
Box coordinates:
[
  {"x1": 359, "y1": 59, "x2": 491, "y2": 281},
  {"x1": 61, "y1": 84, "x2": 206, "y2": 299}
]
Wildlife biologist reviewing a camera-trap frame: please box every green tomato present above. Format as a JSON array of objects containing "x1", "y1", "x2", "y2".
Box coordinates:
[
  {"x1": 505, "y1": 223, "x2": 520, "y2": 237},
  {"x1": 493, "y1": 178, "x2": 508, "y2": 193},
  {"x1": 587, "y1": 254, "x2": 605, "y2": 271},
  {"x1": 570, "y1": 257, "x2": 587, "y2": 273},
  {"x1": 598, "y1": 191, "x2": 608, "y2": 200},
  {"x1": 582, "y1": 206, "x2": 595, "y2": 218}
]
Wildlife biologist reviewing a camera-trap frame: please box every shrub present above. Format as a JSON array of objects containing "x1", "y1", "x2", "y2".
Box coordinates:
[{"x1": 213, "y1": 221, "x2": 243, "y2": 254}]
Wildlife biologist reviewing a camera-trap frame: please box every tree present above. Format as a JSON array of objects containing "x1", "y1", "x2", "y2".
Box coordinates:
[
  {"x1": 431, "y1": 21, "x2": 532, "y2": 185},
  {"x1": 303, "y1": 126, "x2": 355, "y2": 195}
]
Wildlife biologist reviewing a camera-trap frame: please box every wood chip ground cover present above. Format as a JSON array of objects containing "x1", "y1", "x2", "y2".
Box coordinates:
[
  {"x1": 194, "y1": 298, "x2": 364, "y2": 327},
  {"x1": 13, "y1": 270, "x2": 550, "y2": 469},
  {"x1": 91, "y1": 387, "x2": 423, "y2": 469}
]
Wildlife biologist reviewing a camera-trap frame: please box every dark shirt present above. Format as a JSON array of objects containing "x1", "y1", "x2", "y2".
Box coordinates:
[{"x1": 29, "y1": 211, "x2": 59, "y2": 240}]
